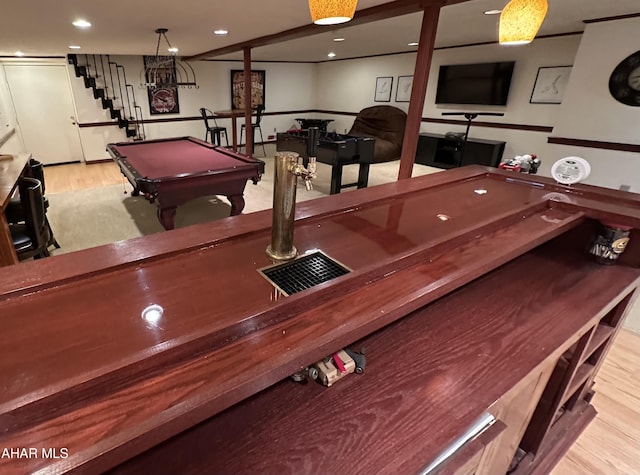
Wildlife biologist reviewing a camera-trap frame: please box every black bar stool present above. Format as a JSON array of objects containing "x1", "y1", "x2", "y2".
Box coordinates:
[{"x1": 199, "y1": 108, "x2": 229, "y2": 147}]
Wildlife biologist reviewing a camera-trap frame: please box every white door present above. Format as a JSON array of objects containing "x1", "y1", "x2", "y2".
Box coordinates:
[{"x1": 4, "y1": 63, "x2": 84, "y2": 165}]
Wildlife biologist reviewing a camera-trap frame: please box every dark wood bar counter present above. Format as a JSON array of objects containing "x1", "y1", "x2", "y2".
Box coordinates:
[
  {"x1": 0, "y1": 153, "x2": 30, "y2": 266},
  {"x1": 0, "y1": 166, "x2": 639, "y2": 475}
]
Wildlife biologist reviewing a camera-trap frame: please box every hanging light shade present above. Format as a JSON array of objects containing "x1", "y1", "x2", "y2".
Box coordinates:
[
  {"x1": 309, "y1": 0, "x2": 358, "y2": 25},
  {"x1": 499, "y1": 0, "x2": 548, "y2": 45},
  {"x1": 140, "y1": 28, "x2": 197, "y2": 88}
]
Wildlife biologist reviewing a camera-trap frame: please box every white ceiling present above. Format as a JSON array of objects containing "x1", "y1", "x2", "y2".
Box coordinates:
[{"x1": 0, "y1": 0, "x2": 638, "y2": 62}]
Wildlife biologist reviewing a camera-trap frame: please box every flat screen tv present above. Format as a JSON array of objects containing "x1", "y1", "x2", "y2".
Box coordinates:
[{"x1": 435, "y1": 62, "x2": 515, "y2": 106}]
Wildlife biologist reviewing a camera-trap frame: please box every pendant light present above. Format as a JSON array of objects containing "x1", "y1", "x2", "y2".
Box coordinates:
[
  {"x1": 499, "y1": 0, "x2": 548, "y2": 45},
  {"x1": 309, "y1": 0, "x2": 358, "y2": 25}
]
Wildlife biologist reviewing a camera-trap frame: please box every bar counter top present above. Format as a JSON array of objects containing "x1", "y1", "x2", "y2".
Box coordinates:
[{"x1": 1, "y1": 165, "x2": 639, "y2": 474}]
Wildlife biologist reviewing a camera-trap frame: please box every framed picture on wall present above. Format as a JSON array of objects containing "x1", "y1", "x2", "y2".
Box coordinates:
[
  {"x1": 374, "y1": 76, "x2": 393, "y2": 102},
  {"x1": 395, "y1": 75, "x2": 413, "y2": 102},
  {"x1": 144, "y1": 55, "x2": 180, "y2": 114},
  {"x1": 230, "y1": 70, "x2": 265, "y2": 110},
  {"x1": 530, "y1": 66, "x2": 572, "y2": 104}
]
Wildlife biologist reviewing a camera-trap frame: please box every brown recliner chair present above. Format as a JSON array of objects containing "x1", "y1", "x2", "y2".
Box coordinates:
[{"x1": 348, "y1": 105, "x2": 407, "y2": 163}]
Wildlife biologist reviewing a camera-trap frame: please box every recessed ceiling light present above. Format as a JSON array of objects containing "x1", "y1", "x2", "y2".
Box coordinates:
[
  {"x1": 167, "y1": 47, "x2": 179, "y2": 53},
  {"x1": 408, "y1": 42, "x2": 419, "y2": 46},
  {"x1": 214, "y1": 29, "x2": 228, "y2": 35},
  {"x1": 484, "y1": 9, "x2": 502, "y2": 15},
  {"x1": 14, "y1": 51, "x2": 25, "y2": 57},
  {"x1": 327, "y1": 52, "x2": 337, "y2": 58},
  {"x1": 72, "y1": 19, "x2": 92, "y2": 29},
  {"x1": 333, "y1": 37, "x2": 345, "y2": 42},
  {"x1": 68, "y1": 45, "x2": 81, "y2": 50}
]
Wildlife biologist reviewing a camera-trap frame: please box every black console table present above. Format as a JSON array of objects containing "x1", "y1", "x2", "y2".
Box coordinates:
[{"x1": 415, "y1": 133, "x2": 506, "y2": 169}]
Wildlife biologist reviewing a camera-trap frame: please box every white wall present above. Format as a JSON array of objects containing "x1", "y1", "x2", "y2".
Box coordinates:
[
  {"x1": 316, "y1": 27, "x2": 640, "y2": 191},
  {"x1": 552, "y1": 17, "x2": 640, "y2": 191},
  {"x1": 0, "y1": 63, "x2": 25, "y2": 155},
  {"x1": 68, "y1": 56, "x2": 317, "y2": 161}
]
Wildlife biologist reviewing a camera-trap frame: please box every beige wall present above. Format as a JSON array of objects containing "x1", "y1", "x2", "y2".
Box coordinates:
[
  {"x1": 315, "y1": 23, "x2": 640, "y2": 192},
  {"x1": 68, "y1": 57, "x2": 317, "y2": 161}
]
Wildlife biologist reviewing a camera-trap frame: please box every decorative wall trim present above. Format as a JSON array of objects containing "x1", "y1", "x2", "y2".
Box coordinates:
[
  {"x1": 0, "y1": 127, "x2": 15, "y2": 147},
  {"x1": 314, "y1": 110, "x2": 553, "y2": 132},
  {"x1": 584, "y1": 13, "x2": 640, "y2": 24},
  {"x1": 548, "y1": 136, "x2": 640, "y2": 153},
  {"x1": 433, "y1": 31, "x2": 583, "y2": 52},
  {"x1": 312, "y1": 32, "x2": 585, "y2": 64},
  {"x1": 77, "y1": 110, "x2": 314, "y2": 128},
  {"x1": 78, "y1": 110, "x2": 554, "y2": 134},
  {"x1": 79, "y1": 113, "x2": 640, "y2": 152}
]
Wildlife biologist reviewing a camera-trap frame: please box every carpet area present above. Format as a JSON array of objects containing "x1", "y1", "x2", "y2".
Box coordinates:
[{"x1": 46, "y1": 157, "x2": 442, "y2": 255}]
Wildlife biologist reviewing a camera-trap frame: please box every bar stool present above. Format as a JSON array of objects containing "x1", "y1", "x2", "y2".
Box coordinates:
[
  {"x1": 240, "y1": 104, "x2": 267, "y2": 157},
  {"x1": 5, "y1": 158, "x2": 60, "y2": 250},
  {"x1": 199, "y1": 108, "x2": 229, "y2": 147},
  {"x1": 9, "y1": 176, "x2": 51, "y2": 260}
]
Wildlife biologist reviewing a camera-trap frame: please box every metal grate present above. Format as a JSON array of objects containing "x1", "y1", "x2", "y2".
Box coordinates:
[{"x1": 260, "y1": 251, "x2": 350, "y2": 296}]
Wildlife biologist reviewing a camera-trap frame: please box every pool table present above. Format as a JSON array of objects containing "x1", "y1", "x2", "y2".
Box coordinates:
[{"x1": 107, "y1": 136, "x2": 265, "y2": 230}]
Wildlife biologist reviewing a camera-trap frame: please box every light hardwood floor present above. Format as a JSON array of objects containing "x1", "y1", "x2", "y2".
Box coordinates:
[
  {"x1": 43, "y1": 161, "x2": 640, "y2": 475},
  {"x1": 45, "y1": 161, "x2": 124, "y2": 193}
]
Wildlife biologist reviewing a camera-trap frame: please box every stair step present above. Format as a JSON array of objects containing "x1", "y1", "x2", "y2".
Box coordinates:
[
  {"x1": 111, "y1": 109, "x2": 121, "y2": 120},
  {"x1": 93, "y1": 88, "x2": 105, "y2": 100},
  {"x1": 84, "y1": 77, "x2": 96, "y2": 89}
]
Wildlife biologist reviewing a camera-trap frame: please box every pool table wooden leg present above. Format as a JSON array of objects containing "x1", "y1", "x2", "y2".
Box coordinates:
[
  {"x1": 228, "y1": 195, "x2": 245, "y2": 216},
  {"x1": 158, "y1": 206, "x2": 177, "y2": 230}
]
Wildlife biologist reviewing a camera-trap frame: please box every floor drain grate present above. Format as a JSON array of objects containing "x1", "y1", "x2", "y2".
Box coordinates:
[{"x1": 259, "y1": 251, "x2": 350, "y2": 296}]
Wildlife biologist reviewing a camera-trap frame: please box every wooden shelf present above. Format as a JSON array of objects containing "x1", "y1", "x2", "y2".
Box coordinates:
[
  {"x1": 562, "y1": 362, "x2": 595, "y2": 407},
  {"x1": 563, "y1": 323, "x2": 614, "y2": 363},
  {"x1": 512, "y1": 401, "x2": 597, "y2": 475}
]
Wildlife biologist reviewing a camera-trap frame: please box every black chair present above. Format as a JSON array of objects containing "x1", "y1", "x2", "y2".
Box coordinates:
[
  {"x1": 9, "y1": 177, "x2": 51, "y2": 261},
  {"x1": 240, "y1": 104, "x2": 266, "y2": 157},
  {"x1": 199, "y1": 108, "x2": 229, "y2": 147},
  {"x1": 5, "y1": 158, "x2": 60, "y2": 249}
]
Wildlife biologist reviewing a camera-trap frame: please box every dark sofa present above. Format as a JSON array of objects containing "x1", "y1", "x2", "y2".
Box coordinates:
[{"x1": 347, "y1": 105, "x2": 407, "y2": 163}]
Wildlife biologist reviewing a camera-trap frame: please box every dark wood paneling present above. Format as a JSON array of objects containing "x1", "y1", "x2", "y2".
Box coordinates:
[
  {"x1": 2, "y1": 167, "x2": 640, "y2": 474},
  {"x1": 0, "y1": 127, "x2": 15, "y2": 147},
  {"x1": 77, "y1": 110, "x2": 315, "y2": 128},
  {"x1": 548, "y1": 136, "x2": 640, "y2": 153},
  {"x1": 77, "y1": 109, "x2": 554, "y2": 135},
  {"x1": 106, "y1": 230, "x2": 639, "y2": 475},
  {"x1": 584, "y1": 12, "x2": 640, "y2": 24},
  {"x1": 399, "y1": 4, "x2": 441, "y2": 179},
  {"x1": 433, "y1": 31, "x2": 583, "y2": 51}
]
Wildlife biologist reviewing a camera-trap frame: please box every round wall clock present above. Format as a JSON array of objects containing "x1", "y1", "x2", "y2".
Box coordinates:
[
  {"x1": 609, "y1": 50, "x2": 640, "y2": 106},
  {"x1": 151, "y1": 88, "x2": 177, "y2": 113}
]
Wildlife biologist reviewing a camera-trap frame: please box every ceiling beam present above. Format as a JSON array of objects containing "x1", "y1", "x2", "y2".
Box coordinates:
[{"x1": 184, "y1": 0, "x2": 468, "y2": 61}]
